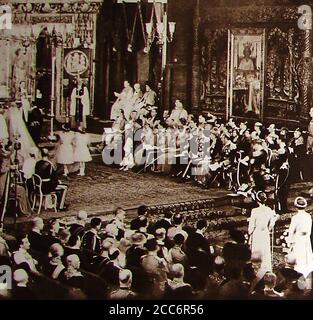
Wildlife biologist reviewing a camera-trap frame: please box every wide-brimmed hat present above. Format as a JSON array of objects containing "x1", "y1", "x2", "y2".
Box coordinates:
[
  {"x1": 77, "y1": 126, "x2": 86, "y2": 134},
  {"x1": 130, "y1": 232, "x2": 147, "y2": 246},
  {"x1": 62, "y1": 123, "x2": 71, "y2": 131},
  {"x1": 256, "y1": 191, "x2": 267, "y2": 203},
  {"x1": 294, "y1": 196, "x2": 307, "y2": 209}
]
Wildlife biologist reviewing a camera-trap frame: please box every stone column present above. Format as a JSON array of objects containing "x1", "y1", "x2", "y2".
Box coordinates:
[
  {"x1": 301, "y1": 28, "x2": 312, "y2": 122},
  {"x1": 191, "y1": 0, "x2": 201, "y2": 110}
]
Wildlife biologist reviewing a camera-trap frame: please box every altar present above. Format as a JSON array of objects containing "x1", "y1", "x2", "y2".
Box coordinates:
[{"x1": 0, "y1": 0, "x2": 102, "y2": 122}]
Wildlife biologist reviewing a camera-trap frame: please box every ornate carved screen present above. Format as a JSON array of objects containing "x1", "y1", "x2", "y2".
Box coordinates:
[{"x1": 227, "y1": 28, "x2": 265, "y2": 120}]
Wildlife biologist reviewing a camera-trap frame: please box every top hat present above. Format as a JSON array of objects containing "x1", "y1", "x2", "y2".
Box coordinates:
[{"x1": 294, "y1": 196, "x2": 307, "y2": 209}]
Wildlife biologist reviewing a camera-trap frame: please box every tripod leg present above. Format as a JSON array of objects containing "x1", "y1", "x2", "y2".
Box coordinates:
[
  {"x1": 31, "y1": 194, "x2": 36, "y2": 211},
  {"x1": 38, "y1": 195, "x2": 43, "y2": 214}
]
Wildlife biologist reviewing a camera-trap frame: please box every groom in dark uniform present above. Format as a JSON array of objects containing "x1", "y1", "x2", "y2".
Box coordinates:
[{"x1": 34, "y1": 148, "x2": 68, "y2": 211}]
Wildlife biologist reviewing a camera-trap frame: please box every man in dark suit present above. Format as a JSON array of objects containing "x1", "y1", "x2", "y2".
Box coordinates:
[
  {"x1": 222, "y1": 228, "x2": 251, "y2": 270},
  {"x1": 43, "y1": 218, "x2": 61, "y2": 252},
  {"x1": 34, "y1": 148, "x2": 68, "y2": 211},
  {"x1": 148, "y1": 210, "x2": 173, "y2": 235},
  {"x1": 185, "y1": 219, "x2": 214, "y2": 273},
  {"x1": 130, "y1": 205, "x2": 148, "y2": 230},
  {"x1": 81, "y1": 217, "x2": 102, "y2": 256},
  {"x1": 63, "y1": 234, "x2": 90, "y2": 271},
  {"x1": 27, "y1": 217, "x2": 46, "y2": 253},
  {"x1": 69, "y1": 210, "x2": 88, "y2": 238}
]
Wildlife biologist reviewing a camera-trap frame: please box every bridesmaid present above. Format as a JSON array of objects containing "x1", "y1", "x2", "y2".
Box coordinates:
[
  {"x1": 73, "y1": 126, "x2": 92, "y2": 176},
  {"x1": 55, "y1": 124, "x2": 74, "y2": 177},
  {"x1": 248, "y1": 191, "x2": 277, "y2": 273}
]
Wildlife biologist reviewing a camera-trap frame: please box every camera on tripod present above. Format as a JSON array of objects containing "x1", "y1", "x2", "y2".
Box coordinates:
[{"x1": 13, "y1": 134, "x2": 21, "y2": 151}]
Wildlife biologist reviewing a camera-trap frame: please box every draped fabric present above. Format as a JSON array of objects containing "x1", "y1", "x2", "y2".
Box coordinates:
[{"x1": 7, "y1": 106, "x2": 39, "y2": 163}]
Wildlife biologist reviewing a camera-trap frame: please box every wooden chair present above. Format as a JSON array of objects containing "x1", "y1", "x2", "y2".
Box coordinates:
[{"x1": 31, "y1": 174, "x2": 57, "y2": 214}]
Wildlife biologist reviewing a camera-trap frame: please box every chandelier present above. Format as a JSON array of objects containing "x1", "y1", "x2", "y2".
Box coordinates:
[{"x1": 144, "y1": 5, "x2": 175, "y2": 53}]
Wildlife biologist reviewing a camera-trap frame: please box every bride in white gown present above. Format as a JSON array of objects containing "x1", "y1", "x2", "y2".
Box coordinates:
[{"x1": 6, "y1": 103, "x2": 39, "y2": 164}]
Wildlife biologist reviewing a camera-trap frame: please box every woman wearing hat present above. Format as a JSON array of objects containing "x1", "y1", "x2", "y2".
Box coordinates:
[
  {"x1": 248, "y1": 191, "x2": 277, "y2": 272},
  {"x1": 73, "y1": 126, "x2": 92, "y2": 176},
  {"x1": 55, "y1": 124, "x2": 74, "y2": 176},
  {"x1": 287, "y1": 197, "x2": 313, "y2": 277}
]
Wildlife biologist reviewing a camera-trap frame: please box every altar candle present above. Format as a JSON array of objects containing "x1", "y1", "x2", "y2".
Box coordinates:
[{"x1": 51, "y1": 56, "x2": 56, "y2": 115}]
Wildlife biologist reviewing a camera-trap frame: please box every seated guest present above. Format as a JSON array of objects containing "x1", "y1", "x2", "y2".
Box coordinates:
[
  {"x1": 0, "y1": 234, "x2": 11, "y2": 266},
  {"x1": 164, "y1": 263, "x2": 193, "y2": 300},
  {"x1": 43, "y1": 218, "x2": 61, "y2": 251},
  {"x1": 69, "y1": 210, "x2": 88, "y2": 238},
  {"x1": 81, "y1": 217, "x2": 102, "y2": 256},
  {"x1": 222, "y1": 228, "x2": 251, "y2": 269},
  {"x1": 27, "y1": 217, "x2": 46, "y2": 253},
  {"x1": 113, "y1": 207, "x2": 126, "y2": 231},
  {"x1": 155, "y1": 228, "x2": 170, "y2": 262},
  {"x1": 169, "y1": 99, "x2": 188, "y2": 125},
  {"x1": 126, "y1": 232, "x2": 147, "y2": 269},
  {"x1": 252, "y1": 272, "x2": 284, "y2": 299},
  {"x1": 58, "y1": 229, "x2": 71, "y2": 247},
  {"x1": 141, "y1": 238, "x2": 168, "y2": 297},
  {"x1": 64, "y1": 234, "x2": 90, "y2": 270},
  {"x1": 109, "y1": 269, "x2": 137, "y2": 300},
  {"x1": 167, "y1": 214, "x2": 188, "y2": 242},
  {"x1": 219, "y1": 264, "x2": 249, "y2": 299},
  {"x1": 100, "y1": 248, "x2": 122, "y2": 287},
  {"x1": 100, "y1": 238, "x2": 116, "y2": 258},
  {"x1": 142, "y1": 82, "x2": 157, "y2": 108},
  {"x1": 34, "y1": 148, "x2": 68, "y2": 211},
  {"x1": 117, "y1": 238, "x2": 131, "y2": 269},
  {"x1": 13, "y1": 234, "x2": 40, "y2": 275},
  {"x1": 104, "y1": 222, "x2": 119, "y2": 241},
  {"x1": 168, "y1": 233, "x2": 188, "y2": 267},
  {"x1": 12, "y1": 269, "x2": 36, "y2": 300},
  {"x1": 263, "y1": 272, "x2": 284, "y2": 298},
  {"x1": 62, "y1": 254, "x2": 85, "y2": 290},
  {"x1": 277, "y1": 254, "x2": 303, "y2": 298},
  {"x1": 43, "y1": 243, "x2": 66, "y2": 280},
  {"x1": 21, "y1": 147, "x2": 37, "y2": 192},
  {"x1": 130, "y1": 205, "x2": 147, "y2": 230},
  {"x1": 148, "y1": 210, "x2": 173, "y2": 234},
  {"x1": 146, "y1": 107, "x2": 160, "y2": 128},
  {"x1": 185, "y1": 220, "x2": 214, "y2": 274}
]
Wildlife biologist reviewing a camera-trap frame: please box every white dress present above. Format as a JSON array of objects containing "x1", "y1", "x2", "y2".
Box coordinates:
[
  {"x1": 70, "y1": 86, "x2": 90, "y2": 117},
  {"x1": 7, "y1": 106, "x2": 38, "y2": 164},
  {"x1": 110, "y1": 87, "x2": 133, "y2": 120},
  {"x1": 73, "y1": 132, "x2": 92, "y2": 162},
  {"x1": 287, "y1": 210, "x2": 313, "y2": 277},
  {"x1": 20, "y1": 88, "x2": 30, "y2": 123},
  {"x1": 0, "y1": 114, "x2": 9, "y2": 140},
  {"x1": 56, "y1": 131, "x2": 74, "y2": 165},
  {"x1": 248, "y1": 204, "x2": 277, "y2": 272}
]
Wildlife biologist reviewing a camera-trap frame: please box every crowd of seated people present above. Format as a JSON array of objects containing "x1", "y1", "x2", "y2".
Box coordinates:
[
  {"x1": 0, "y1": 205, "x2": 311, "y2": 300},
  {"x1": 102, "y1": 100, "x2": 310, "y2": 204}
]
